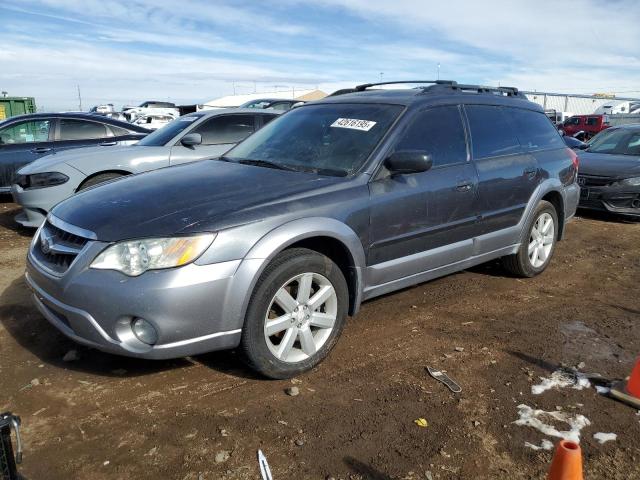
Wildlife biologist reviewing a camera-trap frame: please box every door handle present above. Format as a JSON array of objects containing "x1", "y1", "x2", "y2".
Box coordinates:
[
  {"x1": 456, "y1": 180, "x2": 473, "y2": 192},
  {"x1": 100, "y1": 141, "x2": 117, "y2": 146},
  {"x1": 31, "y1": 147, "x2": 52, "y2": 154}
]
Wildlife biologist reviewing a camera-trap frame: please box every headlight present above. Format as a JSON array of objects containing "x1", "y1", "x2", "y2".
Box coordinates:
[
  {"x1": 90, "y1": 234, "x2": 215, "y2": 276},
  {"x1": 618, "y1": 177, "x2": 640, "y2": 187},
  {"x1": 19, "y1": 172, "x2": 69, "y2": 189}
]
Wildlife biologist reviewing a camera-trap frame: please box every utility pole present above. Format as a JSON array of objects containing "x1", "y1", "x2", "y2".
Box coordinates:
[
  {"x1": 77, "y1": 85, "x2": 82, "y2": 111},
  {"x1": 379, "y1": 72, "x2": 384, "y2": 82}
]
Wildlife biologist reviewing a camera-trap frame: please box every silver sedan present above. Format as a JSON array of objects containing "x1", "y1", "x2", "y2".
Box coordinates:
[{"x1": 11, "y1": 108, "x2": 280, "y2": 227}]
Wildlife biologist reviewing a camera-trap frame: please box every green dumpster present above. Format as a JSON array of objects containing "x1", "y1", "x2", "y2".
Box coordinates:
[{"x1": 0, "y1": 97, "x2": 37, "y2": 120}]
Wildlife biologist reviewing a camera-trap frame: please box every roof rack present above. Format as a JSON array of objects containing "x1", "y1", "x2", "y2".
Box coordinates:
[
  {"x1": 439, "y1": 82, "x2": 523, "y2": 97},
  {"x1": 354, "y1": 80, "x2": 526, "y2": 98},
  {"x1": 354, "y1": 80, "x2": 456, "y2": 91}
]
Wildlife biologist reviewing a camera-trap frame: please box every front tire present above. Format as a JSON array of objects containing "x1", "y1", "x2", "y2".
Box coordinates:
[
  {"x1": 241, "y1": 248, "x2": 348, "y2": 379},
  {"x1": 503, "y1": 200, "x2": 558, "y2": 277}
]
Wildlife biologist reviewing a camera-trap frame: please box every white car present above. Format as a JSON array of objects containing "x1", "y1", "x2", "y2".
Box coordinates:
[
  {"x1": 123, "y1": 101, "x2": 180, "y2": 122},
  {"x1": 133, "y1": 114, "x2": 177, "y2": 130}
]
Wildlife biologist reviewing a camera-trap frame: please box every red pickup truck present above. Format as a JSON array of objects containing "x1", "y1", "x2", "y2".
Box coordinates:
[{"x1": 561, "y1": 114, "x2": 610, "y2": 139}]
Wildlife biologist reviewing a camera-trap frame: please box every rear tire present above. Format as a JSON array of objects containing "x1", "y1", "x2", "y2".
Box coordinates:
[
  {"x1": 241, "y1": 248, "x2": 348, "y2": 379},
  {"x1": 78, "y1": 172, "x2": 126, "y2": 191},
  {"x1": 503, "y1": 200, "x2": 558, "y2": 277}
]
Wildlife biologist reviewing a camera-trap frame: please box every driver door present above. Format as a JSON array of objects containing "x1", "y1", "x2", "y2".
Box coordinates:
[
  {"x1": 367, "y1": 105, "x2": 480, "y2": 287},
  {"x1": 169, "y1": 114, "x2": 256, "y2": 165}
]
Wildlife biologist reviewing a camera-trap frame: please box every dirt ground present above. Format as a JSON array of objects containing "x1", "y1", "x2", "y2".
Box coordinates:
[{"x1": 1, "y1": 196, "x2": 639, "y2": 480}]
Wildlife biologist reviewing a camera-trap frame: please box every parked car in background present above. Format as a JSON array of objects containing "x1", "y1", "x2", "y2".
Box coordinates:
[
  {"x1": 0, "y1": 113, "x2": 150, "y2": 193},
  {"x1": 23, "y1": 81, "x2": 579, "y2": 379},
  {"x1": 12, "y1": 109, "x2": 280, "y2": 227},
  {"x1": 89, "y1": 104, "x2": 115, "y2": 114},
  {"x1": 577, "y1": 124, "x2": 640, "y2": 218},
  {"x1": 132, "y1": 113, "x2": 177, "y2": 130},
  {"x1": 240, "y1": 98, "x2": 304, "y2": 111},
  {"x1": 563, "y1": 134, "x2": 587, "y2": 150},
  {"x1": 122, "y1": 101, "x2": 180, "y2": 122},
  {"x1": 560, "y1": 114, "x2": 610, "y2": 139}
]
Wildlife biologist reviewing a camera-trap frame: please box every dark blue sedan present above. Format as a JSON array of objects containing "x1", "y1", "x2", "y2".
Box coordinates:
[
  {"x1": 577, "y1": 124, "x2": 640, "y2": 218},
  {"x1": 0, "y1": 113, "x2": 151, "y2": 193}
]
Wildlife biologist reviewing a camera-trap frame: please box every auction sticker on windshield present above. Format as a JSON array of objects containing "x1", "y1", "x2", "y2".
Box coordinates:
[{"x1": 331, "y1": 118, "x2": 377, "y2": 131}]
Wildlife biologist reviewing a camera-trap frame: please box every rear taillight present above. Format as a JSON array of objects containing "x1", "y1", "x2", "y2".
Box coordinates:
[{"x1": 567, "y1": 148, "x2": 579, "y2": 172}]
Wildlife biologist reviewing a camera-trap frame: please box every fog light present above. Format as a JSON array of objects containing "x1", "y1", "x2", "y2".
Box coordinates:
[{"x1": 131, "y1": 318, "x2": 158, "y2": 345}]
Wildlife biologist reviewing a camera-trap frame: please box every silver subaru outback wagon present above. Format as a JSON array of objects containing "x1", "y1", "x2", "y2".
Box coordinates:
[{"x1": 25, "y1": 81, "x2": 580, "y2": 378}]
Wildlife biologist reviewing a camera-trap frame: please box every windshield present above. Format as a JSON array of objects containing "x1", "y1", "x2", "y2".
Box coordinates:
[
  {"x1": 587, "y1": 128, "x2": 640, "y2": 156},
  {"x1": 137, "y1": 114, "x2": 203, "y2": 146},
  {"x1": 224, "y1": 103, "x2": 403, "y2": 176}
]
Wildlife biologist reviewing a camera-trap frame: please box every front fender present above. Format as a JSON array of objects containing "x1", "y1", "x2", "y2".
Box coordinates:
[{"x1": 220, "y1": 217, "x2": 366, "y2": 331}]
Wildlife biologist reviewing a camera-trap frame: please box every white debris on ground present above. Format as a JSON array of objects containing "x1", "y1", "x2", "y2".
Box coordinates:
[
  {"x1": 514, "y1": 404, "x2": 591, "y2": 444},
  {"x1": 524, "y1": 439, "x2": 555, "y2": 451},
  {"x1": 593, "y1": 432, "x2": 617, "y2": 444},
  {"x1": 531, "y1": 370, "x2": 591, "y2": 395},
  {"x1": 595, "y1": 385, "x2": 611, "y2": 395}
]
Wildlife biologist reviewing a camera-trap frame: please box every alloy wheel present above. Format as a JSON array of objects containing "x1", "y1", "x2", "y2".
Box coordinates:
[
  {"x1": 528, "y1": 212, "x2": 555, "y2": 268},
  {"x1": 264, "y1": 272, "x2": 337, "y2": 363}
]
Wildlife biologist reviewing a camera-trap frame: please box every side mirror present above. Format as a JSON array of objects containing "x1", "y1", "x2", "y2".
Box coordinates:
[
  {"x1": 181, "y1": 133, "x2": 202, "y2": 147},
  {"x1": 385, "y1": 150, "x2": 433, "y2": 175}
]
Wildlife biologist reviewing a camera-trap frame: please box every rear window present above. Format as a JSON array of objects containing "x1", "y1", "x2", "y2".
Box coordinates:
[
  {"x1": 505, "y1": 108, "x2": 565, "y2": 151},
  {"x1": 465, "y1": 105, "x2": 521, "y2": 159}
]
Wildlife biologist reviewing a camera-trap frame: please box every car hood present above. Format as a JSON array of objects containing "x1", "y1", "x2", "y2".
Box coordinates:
[
  {"x1": 18, "y1": 145, "x2": 169, "y2": 175},
  {"x1": 578, "y1": 151, "x2": 640, "y2": 178},
  {"x1": 51, "y1": 160, "x2": 347, "y2": 241}
]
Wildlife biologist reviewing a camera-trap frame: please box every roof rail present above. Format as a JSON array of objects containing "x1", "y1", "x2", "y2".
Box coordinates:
[
  {"x1": 354, "y1": 80, "x2": 457, "y2": 92},
  {"x1": 426, "y1": 82, "x2": 524, "y2": 97}
]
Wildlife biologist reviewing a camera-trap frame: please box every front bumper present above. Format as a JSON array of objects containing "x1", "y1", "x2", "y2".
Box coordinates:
[
  {"x1": 25, "y1": 248, "x2": 245, "y2": 359},
  {"x1": 578, "y1": 185, "x2": 640, "y2": 217},
  {"x1": 11, "y1": 182, "x2": 75, "y2": 228}
]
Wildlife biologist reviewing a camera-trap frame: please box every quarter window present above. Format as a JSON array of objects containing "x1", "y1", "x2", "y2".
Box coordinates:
[
  {"x1": 193, "y1": 115, "x2": 255, "y2": 145},
  {"x1": 393, "y1": 106, "x2": 467, "y2": 167},
  {"x1": 466, "y1": 105, "x2": 521, "y2": 159},
  {"x1": 0, "y1": 120, "x2": 51, "y2": 144},
  {"x1": 59, "y1": 119, "x2": 108, "y2": 140},
  {"x1": 506, "y1": 108, "x2": 565, "y2": 151}
]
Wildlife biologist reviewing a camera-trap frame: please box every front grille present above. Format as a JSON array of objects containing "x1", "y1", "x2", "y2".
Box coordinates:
[
  {"x1": 578, "y1": 174, "x2": 615, "y2": 187},
  {"x1": 31, "y1": 220, "x2": 90, "y2": 275}
]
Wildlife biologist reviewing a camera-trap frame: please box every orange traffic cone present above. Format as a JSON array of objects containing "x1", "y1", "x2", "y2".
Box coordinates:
[
  {"x1": 626, "y1": 358, "x2": 640, "y2": 398},
  {"x1": 547, "y1": 440, "x2": 583, "y2": 480}
]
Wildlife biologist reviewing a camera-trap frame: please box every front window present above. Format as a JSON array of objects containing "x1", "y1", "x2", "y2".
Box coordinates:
[
  {"x1": 225, "y1": 103, "x2": 403, "y2": 176},
  {"x1": 0, "y1": 120, "x2": 51, "y2": 144},
  {"x1": 587, "y1": 128, "x2": 640, "y2": 155},
  {"x1": 137, "y1": 114, "x2": 204, "y2": 146}
]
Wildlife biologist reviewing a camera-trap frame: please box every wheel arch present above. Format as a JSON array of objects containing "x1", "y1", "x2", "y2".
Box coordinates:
[{"x1": 233, "y1": 218, "x2": 366, "y2": 326}]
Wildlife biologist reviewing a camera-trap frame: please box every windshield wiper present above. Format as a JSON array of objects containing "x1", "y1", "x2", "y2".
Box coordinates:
[{"x1": 235, "y1": 158, "x2": 297, "y2": 171}]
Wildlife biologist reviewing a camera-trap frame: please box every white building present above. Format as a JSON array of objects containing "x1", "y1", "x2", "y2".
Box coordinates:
[
  {"x1": 198, "y1": 89, "x2": 327, "y2": 110},
  {"x1": 523, "y1": 91, "x2": 640, "y2": 116}
]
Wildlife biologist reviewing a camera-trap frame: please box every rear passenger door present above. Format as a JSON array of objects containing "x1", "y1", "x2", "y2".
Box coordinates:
[
  {"x1": 464, "y1": 105, "x2": 539, "y2": 236},
  {"x1": 169, "y1": 114, "x2": 256, "y2": 165},
  {"x1": 368, "y1": 105, "x2": 480, "y2": 285}
]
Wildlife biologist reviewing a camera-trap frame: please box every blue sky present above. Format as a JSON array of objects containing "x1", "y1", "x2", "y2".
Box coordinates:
[{"x1": 1, "y1": 0, "x2": 639, "y2": 111}]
